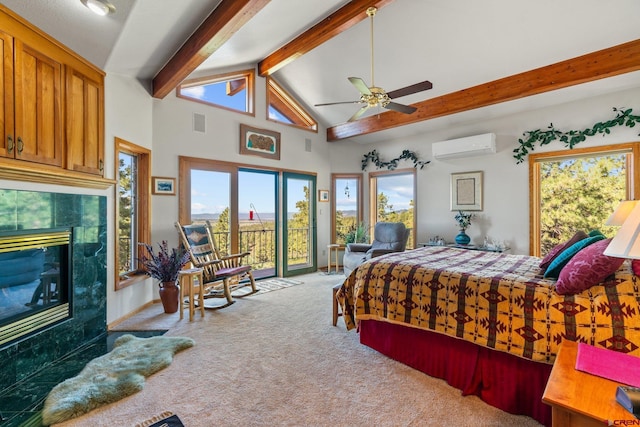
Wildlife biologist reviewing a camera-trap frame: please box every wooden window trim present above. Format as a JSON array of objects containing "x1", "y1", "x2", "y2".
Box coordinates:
[
  {"x1": 176, "y1": 68, "x2": 255, "y2": 116},
  {"x1": 528, "y1": 142, "x2": 640, "y2": 256},
  {"x1": 331, "y1": 173, "x2": 363, "y2": 244},
  {"x1": 115, "y1": 137, "x2": 151, "y2": 291},
  {"x1": 266, "y1": 77, "x2": 318, "y2": 132},
  {"x1": 368, "y1": 168, "x2": 417, "y2": 247}
]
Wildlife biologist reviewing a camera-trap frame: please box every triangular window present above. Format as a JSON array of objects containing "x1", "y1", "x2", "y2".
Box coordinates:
[
  {"x1": 177, "y1": 69, "x2": 255, "y2": 116},
  {"x1": 267, "y1": 78, "x2": 317, "y2": 132}
]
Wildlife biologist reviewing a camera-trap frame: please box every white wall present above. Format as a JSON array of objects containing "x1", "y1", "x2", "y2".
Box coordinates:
[
  {"x1": 151, "y1": 73, "x2": 332, "y2": 269},
  {"x1": 330, "y1": 87, "x2": 640, "y2": 254},
  {"x1": 104, "y1": 73, "x2": 155, "y2": 324}
]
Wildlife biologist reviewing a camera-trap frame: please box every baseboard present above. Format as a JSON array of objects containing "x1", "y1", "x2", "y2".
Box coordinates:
[{"x1": 107, "y1": 300, "x2": 156, "y2": 330}]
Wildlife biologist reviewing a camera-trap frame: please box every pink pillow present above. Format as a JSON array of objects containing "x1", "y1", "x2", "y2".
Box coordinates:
[
  {"x1": 555, "y1": 238, "x2": 625, "y2": 295},
  {"x1": 539, "y1": 231, "x2": 588, "y2": 270}
]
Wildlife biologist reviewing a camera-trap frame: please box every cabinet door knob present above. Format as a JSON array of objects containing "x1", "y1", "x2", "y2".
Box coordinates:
[
  {"x1": 7, "y1": 135, "x2": 13, "y2": 153},
  {"x1": 17, "y1": 137, "x2": 23, "y2": 154}
]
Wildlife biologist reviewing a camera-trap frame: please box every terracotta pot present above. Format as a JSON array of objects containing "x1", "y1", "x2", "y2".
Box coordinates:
[{"x1": 159, "y1": 281, "x2": 180, "y2": 313}]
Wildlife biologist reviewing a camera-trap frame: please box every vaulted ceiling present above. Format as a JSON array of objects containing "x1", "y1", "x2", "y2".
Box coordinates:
[{"x1": 3, "y1": 0, "x2": 640, "y2": 144}]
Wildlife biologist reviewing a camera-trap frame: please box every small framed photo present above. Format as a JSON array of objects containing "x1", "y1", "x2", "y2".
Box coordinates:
[
  {"x1": 152, "y1": 177, "x2": 176, "y2": 195},
  {"x1": 239, "y1": 124, "x2": 281, "y2": 160},
  {"x1": 451, "y1": 171, "x2": 482, "y2": 211},
  {"x1": 318, "y1": 190, "x2": 329, "y2": 202}
]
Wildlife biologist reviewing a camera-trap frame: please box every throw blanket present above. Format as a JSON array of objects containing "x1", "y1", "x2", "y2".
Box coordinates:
[{"x1": 338, "y1": 246, "x2": 640, "y2": 364}]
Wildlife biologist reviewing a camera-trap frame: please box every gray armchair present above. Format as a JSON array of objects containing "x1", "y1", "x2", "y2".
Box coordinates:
[{"x1": 343, "y1": 222, "x2": 410, "y2": 276}]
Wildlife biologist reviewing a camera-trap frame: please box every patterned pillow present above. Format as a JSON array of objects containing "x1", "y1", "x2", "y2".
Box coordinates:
[
  {"x1": 555, "y1": 238, "x2": 625, "y2": 295},
  {"x1": 544, "y1": 234, "x2": 606, "y2": 278},
  {"x1": 539, "y1": 230, "x2": 588, "y2": 270},
  {"x1": 182, "y1": 225, "x2": 213, "y2": 256}
]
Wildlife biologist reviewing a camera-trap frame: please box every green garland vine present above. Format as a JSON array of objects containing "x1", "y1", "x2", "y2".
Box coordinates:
[
  {"x1": 513, "y1": 107, "x2": 640, "y2": 164},
  {"x1": 361, "y1": 149, "x2": 429, "y2": 171}
]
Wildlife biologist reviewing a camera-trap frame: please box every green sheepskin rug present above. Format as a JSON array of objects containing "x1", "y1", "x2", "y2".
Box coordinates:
[{"x1": 42, "y1": 334, "x2": 195, "y2": 425}]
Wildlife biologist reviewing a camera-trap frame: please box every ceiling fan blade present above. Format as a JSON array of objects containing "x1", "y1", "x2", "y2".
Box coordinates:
[
  {"x1": 386, "y1": 80, "x2": 433, "y2": 99},
  {"x1": 348, "y1": 77, "x2": 372, "y2": 95},
  {"x1": 385, "y1": 102, "x2": 417, "y2": 115},
  {"x1": 348, "y1": 105, "x2": 370, "y2": 122},
  {"x1": 314, "y1": 101, "x2": 362, "y2": 107}
]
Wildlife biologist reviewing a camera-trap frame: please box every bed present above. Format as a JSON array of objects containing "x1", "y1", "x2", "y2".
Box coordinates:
[{"x1": 336, "y1": 245, "x2": 640, "y2": 426}]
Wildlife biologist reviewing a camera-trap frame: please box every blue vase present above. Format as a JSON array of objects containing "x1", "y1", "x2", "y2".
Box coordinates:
[{"x1": 455, "y1": 230, "x2": 471, "y2": 245}]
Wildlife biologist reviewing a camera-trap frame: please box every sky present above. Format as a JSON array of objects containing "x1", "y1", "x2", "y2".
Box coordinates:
[
  {"x1": 181, "y1": 79, "x2": 291, "y2": 123},
  {"x1": 191, "y1": 169, "x2": 310, "y2": 215}
]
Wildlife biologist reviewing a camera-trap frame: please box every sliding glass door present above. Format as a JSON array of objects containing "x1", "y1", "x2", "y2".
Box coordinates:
[
  {"x1": 180, "y1": 158, "x2": 317, "y2": 278},
  {"x1": 238, "y1": 169, "x2": 278, "y2": 279},
  {"x1": 282, "y1": 172, "x2": 316, "y2": 276}
]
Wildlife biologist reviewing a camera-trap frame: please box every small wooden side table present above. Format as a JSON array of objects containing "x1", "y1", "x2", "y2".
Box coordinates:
[
  {"x1": 178, "y1": 268, "x2": 205, "y2": 321},
  {"x1": 543, "y1": 340, "x2": 635, "y2": 426},
  {"x1": 327, "y1": 244, "x2": 344, "y2": 274}
]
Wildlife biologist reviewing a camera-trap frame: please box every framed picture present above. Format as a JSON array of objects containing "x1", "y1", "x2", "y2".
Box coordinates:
[
  {"x1": 152, "y1": 177, "x2": 176, "y2": 195},
  {"x1": 318, "y1": 190, "x2": 329, "y2": 202},
  {"x1": 451, "y1": 171, "x2": 482, "y2": 211},
  {"x1": 239, "y1": 124, "x2": 281, "y2": 160}
]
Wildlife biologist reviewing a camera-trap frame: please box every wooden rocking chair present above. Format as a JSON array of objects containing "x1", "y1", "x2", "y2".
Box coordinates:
[{"x1": 175, "y1": 221, "x2": 258, "y2": 309}]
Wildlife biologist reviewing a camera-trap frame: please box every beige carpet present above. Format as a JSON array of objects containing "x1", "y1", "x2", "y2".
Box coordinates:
[{"x1": 53, "y1": 272, "x2": 542, "y2": 427}]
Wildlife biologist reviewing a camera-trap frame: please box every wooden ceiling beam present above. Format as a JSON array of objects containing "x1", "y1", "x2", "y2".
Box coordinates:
[
  {"x1": 258, "y1": 0, "x2": 395, "y2": 77},
  {"x1": 152, "y1": 0, "x2": 270, "y2": 99},
  {"x1": 327, "y1": 38, "x2": 640, "y2": 141}
]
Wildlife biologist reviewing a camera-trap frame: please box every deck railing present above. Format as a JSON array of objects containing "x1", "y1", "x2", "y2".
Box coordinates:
[{"x1": 210, "y1": 227, "x2": 310, "y2": 270}]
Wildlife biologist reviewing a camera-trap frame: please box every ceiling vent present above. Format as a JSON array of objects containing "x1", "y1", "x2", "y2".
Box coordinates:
[{"x1": 432, "y1": 133, "x2": 496, "y2": 159}]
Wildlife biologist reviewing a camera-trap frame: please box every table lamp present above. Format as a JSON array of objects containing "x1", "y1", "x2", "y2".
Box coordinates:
[{"x1": 604, "y1": 200, "x2": 640, "y2": 275}]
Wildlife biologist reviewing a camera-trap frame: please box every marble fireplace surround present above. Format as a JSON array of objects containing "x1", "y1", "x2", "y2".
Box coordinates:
[{"x1": 0, "y1": 189, "x2": 107, "y2": 393}]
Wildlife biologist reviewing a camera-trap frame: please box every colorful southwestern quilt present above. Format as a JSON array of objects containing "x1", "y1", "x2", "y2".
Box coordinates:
[{"x1": 337, "y1": 246, "x2": 640, "y2": 364}]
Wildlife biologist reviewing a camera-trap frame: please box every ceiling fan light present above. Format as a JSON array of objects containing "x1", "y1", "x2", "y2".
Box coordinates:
[{"x1": 80, "y1": 0, "x2": 115, "y2": 16}]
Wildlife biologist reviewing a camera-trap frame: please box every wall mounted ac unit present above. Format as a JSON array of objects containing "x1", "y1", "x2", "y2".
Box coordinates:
[{"x1": 432, "y1": 133, "x2": 496, "y2": 159}]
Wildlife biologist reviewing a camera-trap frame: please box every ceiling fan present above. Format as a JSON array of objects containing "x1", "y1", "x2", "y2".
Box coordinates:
[{"x1": 314, "y1": 6, "x2": 433, "y2": 122}]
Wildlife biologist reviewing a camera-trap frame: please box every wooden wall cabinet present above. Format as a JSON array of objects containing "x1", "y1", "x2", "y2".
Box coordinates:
[
  {"x1": 0, "y1": 30, "x2": 63, "y2": 167},
  {"x1": 0, "y1": 5, "x2": 108, "y2": 185},
  {"x1": 14, "y1": 39, "x2": 63, "y2": 167},
  {"x1": 66, "y1": 66, "x2": 104, "y2": 176}
]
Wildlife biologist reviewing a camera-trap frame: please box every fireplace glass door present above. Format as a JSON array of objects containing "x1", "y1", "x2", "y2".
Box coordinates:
[{"x1": 0, "y1": 230, "x2": 70, "y2": 346}]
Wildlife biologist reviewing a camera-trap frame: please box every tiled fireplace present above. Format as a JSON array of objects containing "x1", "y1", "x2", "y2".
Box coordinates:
[{"x1": 0, "y1": 189, "x2": 107, "y2": 400}]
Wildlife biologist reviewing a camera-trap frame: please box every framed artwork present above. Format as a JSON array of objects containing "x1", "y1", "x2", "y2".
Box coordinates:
[
  {"x1": 239, "y1": 124, "x2": 280, "y2": 160},
  {"x1": 152, "y1": 177, "x2": 176, "y2": 195},
  {"x1": 451, "y1": 171, "x2": 482, "y2": 211},
  {"x1": 318, "y1": 190, "x2": 329, "y2": 202}
]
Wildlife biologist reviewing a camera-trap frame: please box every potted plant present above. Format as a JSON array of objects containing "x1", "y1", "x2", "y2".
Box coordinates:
[
  {"x1": 344, "y1": 222, "x2": 370, "y2": 244},
  {"x1": 454, "y1": 211, "x2": 475, "y2": 245},
  {"x1": 139, "y1": 240, "x2": 190, "y2": 313}
]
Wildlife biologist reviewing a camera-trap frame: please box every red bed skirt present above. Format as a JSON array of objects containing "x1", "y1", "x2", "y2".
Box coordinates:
[{"x1": 359, "y1": 319, "x2": 553, "y2": 426}]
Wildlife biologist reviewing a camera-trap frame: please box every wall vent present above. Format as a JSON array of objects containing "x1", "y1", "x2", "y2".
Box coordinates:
[
  {"x1": 193, "y1": 113, "x2": 206, "y2": 133},
  {"x1": 432, "y1": 133, "x2": 496, "y2": 159}
]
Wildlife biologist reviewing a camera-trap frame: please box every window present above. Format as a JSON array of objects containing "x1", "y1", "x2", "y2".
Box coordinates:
[
  {"x1": 267, "y1": 78, "x2": 317, "y2": 132},
  {"x1": 116, "y1": 137, "x2": 151, "y2": 290},
  {"x1": 177, "y1": 69, "x2": 255, "y2": 116},
  {"x1": 529, "y1": 142, "x2": 640, "y2": 256},
  {"x1": 369, "y1": 169, "x2": 417, "y2": 249},
  {"x1": 331, "y1": 173, "x2": 362, "y2": 245}
]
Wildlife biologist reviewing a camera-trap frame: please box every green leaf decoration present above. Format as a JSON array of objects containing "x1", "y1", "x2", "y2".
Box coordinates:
[
  {"x1": 361, "y1": 149, "x2": 430, "y2": 171},
  {"x1": 513, "y1": 107, "x2": 640, "y2": 164}
]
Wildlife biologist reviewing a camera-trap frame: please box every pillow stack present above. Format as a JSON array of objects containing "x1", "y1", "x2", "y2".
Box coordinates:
[{"x1": 539, "y1": 230, "x2": 625, "y2": 295}]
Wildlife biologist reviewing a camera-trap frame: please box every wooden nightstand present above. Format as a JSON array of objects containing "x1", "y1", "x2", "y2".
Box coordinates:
[{"x1": 543, "y1": 340, "x2": 637, "y2": 426}]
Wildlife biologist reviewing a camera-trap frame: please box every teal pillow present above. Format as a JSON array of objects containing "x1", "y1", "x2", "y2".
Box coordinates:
[
  {"x1": 588, "y1": 229, "x2": 604, "y2": 237},
  {"x1": 544, "y1": 234, "x2": 606, "y2": 278}
]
